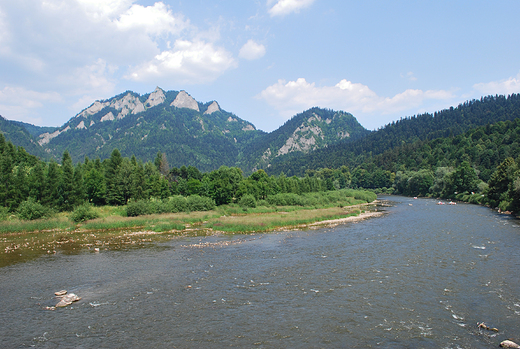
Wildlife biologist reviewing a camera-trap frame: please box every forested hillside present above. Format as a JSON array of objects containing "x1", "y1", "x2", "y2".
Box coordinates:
[
  {"x1": 0, "y1": 88, "x2": 369, "y2": 173},
  {"x1": 0, "y1": 116, "x2": 48, "y2": 159},
  {"x1": 268, "y1": 94, "x2": 520, "y2": 176},
  {"x1": 2, "y1": 92, "x2": 520, "y2": 218},
  {"x1": 237, "y1": 107, "x2": 370, "y2": 171}
]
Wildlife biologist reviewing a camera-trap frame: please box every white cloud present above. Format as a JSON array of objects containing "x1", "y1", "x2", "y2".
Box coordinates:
[
  {"x1": 75, "y1": 0, "x2": 133, "y2": 20},
  {"x1": 0, "y1": 86, "x2": 62, "y2": 124},
  {"x1": 258, "y1": 78, "x2": 454, "y2": 126},
  {"x1": 59, "y1": 59, "x2": 118, "y2": 96},
  {"x1": 126, "y1": 39, "x2": 237, "y2": 84},
  {"x1": 115, "y1": 2, "x2": 189, "y2": 36},
  {"x1": 239, "y1": 40, "x2": 266, "y2": 60},
  {"x1": 401, "y1": 71, "x2": 417, "y2": 82},
  {"x1": 473, "y1": 72, "x2": 520, "y2": 96},
  {"x1": 268, "y1": 0, "x2": 315, "y2": 17}
]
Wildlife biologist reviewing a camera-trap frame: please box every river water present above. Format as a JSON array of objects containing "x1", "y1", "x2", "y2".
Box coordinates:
[{"x1": 1, "y1": 196, "x2": 519, "y2": 348}]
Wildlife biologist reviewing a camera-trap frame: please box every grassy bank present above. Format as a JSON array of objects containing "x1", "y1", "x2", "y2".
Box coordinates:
[{"x1": 1, "y1": 190, "x2": 379, "y2": 268}]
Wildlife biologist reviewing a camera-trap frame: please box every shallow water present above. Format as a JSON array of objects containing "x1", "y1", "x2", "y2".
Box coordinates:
[{"x1": 1, "y1": 196, "x2": 519, "y2": 348}]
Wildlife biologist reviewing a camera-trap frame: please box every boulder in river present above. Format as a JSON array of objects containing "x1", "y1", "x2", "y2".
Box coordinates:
[
  {"x1": 501, "y1": 340, "x2": 520, "y2": 348},
  {"x1": 56, "y1": 293, "x2": 81, "y2": 307}
]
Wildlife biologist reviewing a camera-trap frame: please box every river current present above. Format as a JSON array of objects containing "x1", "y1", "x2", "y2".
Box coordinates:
[{"x1": 1, "y1": 196, "x2": 519, "y2": 348}]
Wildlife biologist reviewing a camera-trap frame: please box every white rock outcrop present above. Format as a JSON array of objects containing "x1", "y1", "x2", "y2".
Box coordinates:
[
  {"x1": 100, "y1": 112, "x2": 115, "y2": 122},
  {"x1": 277, "y1": 125, "x2": 323, "y2": 156},
  {"x1": 76, "y1": 121, "x2": 86, "y2": 129},
  {"x1": 145, "y1": 87, "x2": 166, "y2": 108},
  {"x1": 171, "y1": 91, "x2": 199, "y2": 111},
  {"x1": 38, "y1": 126, "x2": 71, "y2": 145},
  {"x1": 204, "y1": 101, "x2": 220, "y2": 114}
]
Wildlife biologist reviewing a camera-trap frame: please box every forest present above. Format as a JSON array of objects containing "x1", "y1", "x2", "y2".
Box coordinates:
[
  {"x1": 1, "y1": 94, "x2": 520, "y2": 221},
  {"x1": 0, "y1": 133, "x2": 358, "y2": 221}
]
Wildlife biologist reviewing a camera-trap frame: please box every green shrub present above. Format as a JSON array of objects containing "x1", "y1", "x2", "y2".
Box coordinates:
[
  {"x1": 17, "y1": 198, "x2": 53, "y2": 220},
  {"x1": 71, "y1": 203, "x2": 100, "y2": 223},
  {"x1": 0, "y1": 206, "x2": 9, "y2": 221},
  {"x1": 187, "y1": 195, "x2": 215, "y2": 212},
  {"x1": 257, "y1": 199, "x2": 270, "y2": 207},
  {"x1": 164, "y1": 196, "x2": 188, "y2": 213},
  {"x1": 126, "y1": 200, "x2": 153, "y2": 217},
  {"x1": 239, "y1": 194, "x2": 257, "y2": 208}
]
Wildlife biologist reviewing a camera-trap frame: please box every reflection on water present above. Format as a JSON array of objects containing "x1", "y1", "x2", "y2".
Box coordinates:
[{"x1": 1, "y1": 197, "x2": 519, "y2": 348}]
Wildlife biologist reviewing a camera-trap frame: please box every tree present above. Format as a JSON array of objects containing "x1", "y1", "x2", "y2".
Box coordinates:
[
  {"x1": 105, "y1": 149, "x2": 124, "y2": 205},
  {"x1": 58, "y1": 151, "x2": 75, "y2": 211},
  {"x1": 84, "y1": 167, "x2": 106, "y2": 205},
  {"x1": 208, "y1": 166, "x2": 243, "y2": 205},
  {"x1": 487, "y1": 157, "x2": 517, "y2": 208}
]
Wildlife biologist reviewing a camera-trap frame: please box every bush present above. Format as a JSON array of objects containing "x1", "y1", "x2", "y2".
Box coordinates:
[
  {"x1": 126, "y1": 200, "x2": 153, "y2": 217},
  {"x1": 0, "y1": 206, "x2": 9, "y2": 221},
  {"x1": 71, "y1": 203, "x2": 100, "y2": 223},
  {"x1": 164, "y1": 196, "x2": 188, "y2": 213},
  {"x1": 17, "y1": 198, "x2": 53, "y2": 220},
  {"x1": 187, "y1": 195, "x2": 215, "y2": 212},
  {"x1": 257, "y1": 200, "x2": 270, "y2": 207},
  {"x1": 239, "y1": 194, "x2": 257, "y2": 208}
]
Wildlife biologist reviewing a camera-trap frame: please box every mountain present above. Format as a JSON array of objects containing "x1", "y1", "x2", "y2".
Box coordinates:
[
  {"x1": 267, "y1": 93, "x2": 520, "y2": 176},
  {"x1": 3, "y1": 87, "x2": 369, "y2": 172},
  {"x1": 237, "y1": 107, "x2": 370, "y2": 172},
  {"x1": 33, "y1": 88, "x2": 264, "y2": 171},
  {"x1": 0, "y1": 116, "x2": 49, "y2": 158}
]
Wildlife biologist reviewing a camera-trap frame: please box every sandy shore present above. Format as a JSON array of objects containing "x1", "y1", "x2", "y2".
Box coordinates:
[{"x1": 307, "y1": 210, "x2": 384, "y2": 228}]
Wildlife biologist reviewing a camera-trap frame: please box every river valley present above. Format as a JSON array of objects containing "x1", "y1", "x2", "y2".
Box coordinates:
[{"x1": 1, "y1": 196, "x2": 519, "y2": 348}]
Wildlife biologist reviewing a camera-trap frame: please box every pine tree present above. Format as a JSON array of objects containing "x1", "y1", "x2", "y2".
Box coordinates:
[{"x1": 105, "y1": 149, "x2": 124, "y2": 205}]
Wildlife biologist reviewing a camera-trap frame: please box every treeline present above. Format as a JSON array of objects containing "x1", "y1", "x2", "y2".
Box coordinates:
[
  {"x1": 346, "y1": 118, "x2": 520, "y2": 213},
  {"x1": 268, "y1": 94, "x2": 520, "y2": 176},
  {"x1": 0, "y1": 133, "x2": 356, "y2": 217}
]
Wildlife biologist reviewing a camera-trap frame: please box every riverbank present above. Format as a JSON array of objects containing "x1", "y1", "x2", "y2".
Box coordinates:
[{"x1": 0, "y1": 201, "x2": 382, "y2": 268}]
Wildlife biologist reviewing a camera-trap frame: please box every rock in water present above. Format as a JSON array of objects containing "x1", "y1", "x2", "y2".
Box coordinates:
[
  {"x1": 56, "y1": 293, "x2": 81, "y2": 307},
  {"x1": 54, "y1": 290, "x2": 67, "y2": 296},
  {"x1": 501, "y1": 340, "x2": 520, "y2": 348}
]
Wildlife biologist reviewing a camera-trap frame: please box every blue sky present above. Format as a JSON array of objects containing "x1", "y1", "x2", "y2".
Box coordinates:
[{"x1": 0, "y1": 0, "x2": 519, "y2": 132}]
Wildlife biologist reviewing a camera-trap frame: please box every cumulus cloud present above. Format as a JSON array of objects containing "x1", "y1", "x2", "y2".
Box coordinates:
[
  {"x1": 0, "y1": 86, "x2": 62, "y2": 124},
  {"x1": 258, "y1": 78, "x2": 455, "y2": 126},
  {"x1": 74, "y1": 0, "x2": 133, "y2": 19},
  {"x1": 59, "y1": 59, "x2": 118, "y2": 96},
  {"x1": 473, "y1": 72, "x2": 520, "y2": 96},
  {"x1": 0, "y1": 1, "x2": 238, "y2": 124},
  {"x1": 239, "y1": 40, "x2": 266, "y2": 60},
  {"x1": 115, "y1": 2, "x2": 189, "y2": 36},
  {"x1": 127, "y1": 39, "x2": 237, "y2": 84},
  {"x1": 268, "y1": 0, "x2": 315, "y2": 17}
]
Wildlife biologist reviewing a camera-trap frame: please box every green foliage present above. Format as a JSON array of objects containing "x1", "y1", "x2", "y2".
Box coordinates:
[
  {"x1": 16, "y1": 198, "x2": 53, "y2": 220},
  {"x1": 239, "y1": 194, "x2": 257, "y2": 208},
  {"x1": 125, "y1": 200, "x2": 154, "y2": 217},
  {"x1": 186, "y1": 195, "x2": 216, "y2": 212},
  {"x1": 0, "y1": 206, "x2": 9, "y2": 221},
  {"x1": 71, "y1": 203, "x2": 100, "y2": 223}
]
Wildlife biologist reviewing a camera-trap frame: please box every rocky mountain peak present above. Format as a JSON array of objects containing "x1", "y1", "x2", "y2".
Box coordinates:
[
  {"x1": 204, "y1": 101, "x2": 220, "y2": 115},
  {"x1": 145, "y1": 87, "x2": 166, "y2": 108},
  {"x1": 171, "y1": 91, "x2": 199, "y2": 111}
]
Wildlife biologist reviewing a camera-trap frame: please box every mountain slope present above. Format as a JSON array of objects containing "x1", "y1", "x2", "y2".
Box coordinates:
[
  {"x1": 267, "y1": 94, "x2": 520, "y2": 176},
  {"x1": 19, "y1": 87, "x2": 369, "y2": 173},
  {"x1": 237, "y1": 107, "x2": 370, "y2": 171},
  {"x1": 0, "y1": 116, "x2": 48, "y2": 158},
  {"x1": 36, "y1": 88, "x2": 263, "y2": 171}
]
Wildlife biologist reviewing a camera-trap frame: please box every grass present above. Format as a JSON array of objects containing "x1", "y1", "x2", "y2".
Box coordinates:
[{"x1": 1, "y1": 191, "x2": 378, "y2": 268}]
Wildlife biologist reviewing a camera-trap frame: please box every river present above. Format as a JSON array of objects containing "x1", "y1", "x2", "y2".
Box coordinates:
[{"x1": 1, "y1": 196, "x2": 519, "y2": 348}]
